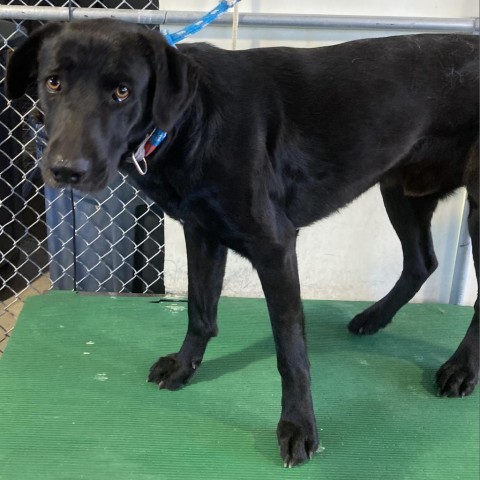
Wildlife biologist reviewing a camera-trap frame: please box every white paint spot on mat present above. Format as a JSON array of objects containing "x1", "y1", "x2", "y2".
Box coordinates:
[
  {"x1": 94, "y1": 373, "x2": 109, "y2": 381},
  {"x1": 86, "y1": 341, "x2": 95, "y2": 345},
  {"x1": 166, "y1": 304, "x2": 186, "y2": 313}
]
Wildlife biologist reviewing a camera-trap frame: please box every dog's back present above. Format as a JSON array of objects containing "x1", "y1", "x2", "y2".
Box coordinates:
[{"x1": 178, "y1": 34, "x2": 478, "y2": 223}]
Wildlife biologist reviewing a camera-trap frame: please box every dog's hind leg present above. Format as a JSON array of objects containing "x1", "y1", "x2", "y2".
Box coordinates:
[
  {"x1": 148, "y1": 224, "x2": 227, "y2": 389},
  {"x1": 436, "y1": 156, "x2": 479, "y2": 397},
  {"x1": 349, "y1": 181, "x2": 439, "y2": 335}
]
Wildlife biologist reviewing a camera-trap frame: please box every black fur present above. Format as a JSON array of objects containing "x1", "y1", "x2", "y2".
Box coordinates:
[{"x1": 6, "y1": 19, "x2": 479, "y2": 467}]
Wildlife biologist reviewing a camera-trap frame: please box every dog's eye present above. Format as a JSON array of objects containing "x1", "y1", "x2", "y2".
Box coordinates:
[
  {"x1": 46, "y1": 76, "x2": 61, "y2": 92},
  {"x1": 112, "y1": 85, "x2": 130, "y2": 103}
]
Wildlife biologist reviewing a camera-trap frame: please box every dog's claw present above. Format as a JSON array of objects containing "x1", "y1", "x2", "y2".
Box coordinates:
[{"x1": 277, "y1": 419, "x2": 319, "y2": 468}]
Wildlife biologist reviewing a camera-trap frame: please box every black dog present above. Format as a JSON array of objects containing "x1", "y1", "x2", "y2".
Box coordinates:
[{"x1": 6, "y1": 19, "x2": 479, "y2": 467}]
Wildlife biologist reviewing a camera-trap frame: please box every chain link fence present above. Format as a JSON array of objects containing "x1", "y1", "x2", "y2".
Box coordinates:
[{"x1": 0, "y1": 0, "x2": 167, "y2": 354}]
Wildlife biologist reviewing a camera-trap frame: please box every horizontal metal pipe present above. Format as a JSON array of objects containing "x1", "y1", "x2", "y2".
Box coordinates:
[
  {"x1": 0, "y1": 5, "x2": 478, "y2": 34},
  {"x1": 167, "y1": 12, "x2": 479, "y2": 33}
]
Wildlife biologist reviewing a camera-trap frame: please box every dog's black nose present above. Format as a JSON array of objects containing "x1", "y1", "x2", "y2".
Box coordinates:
[{"x1": 50, "y1": 166, "x2": 86, "y2": 184}]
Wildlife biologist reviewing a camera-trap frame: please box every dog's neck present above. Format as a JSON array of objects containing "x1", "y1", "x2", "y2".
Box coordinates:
[{"x1": 128, "y1": 77, "x2": 213, "y2": 178}]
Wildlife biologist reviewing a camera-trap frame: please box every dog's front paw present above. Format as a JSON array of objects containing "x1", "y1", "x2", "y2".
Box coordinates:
[
  {"x1": 436, "y1": 358, "x2": 479, "y2": 398},
  {"x1": 148, "y1": 353, "x2": 198, "y2": 390},
  {"x1": 277, "y1": 419, "x2": 319, "y2": 468}
]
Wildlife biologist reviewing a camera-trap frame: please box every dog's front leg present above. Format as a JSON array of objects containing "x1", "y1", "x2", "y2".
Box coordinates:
[
  {"x1": 252, "y1": 234, "x2": 319, "y2": 467},
  {"x1": 148, "y1": 223, "x2": 227, "y2": 389}
]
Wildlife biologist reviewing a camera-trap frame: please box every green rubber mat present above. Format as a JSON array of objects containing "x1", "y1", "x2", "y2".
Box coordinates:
[{"x1": 0, "y1": 292, "x2": 478, "y2": 479}]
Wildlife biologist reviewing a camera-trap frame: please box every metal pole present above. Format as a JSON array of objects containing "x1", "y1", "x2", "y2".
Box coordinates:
[
  {"x1": 0, "y1": 6, "x2": 478, "y2": 34},
  {"x1": 449, "y1": 197, "x2": 473, "y2": 305}
]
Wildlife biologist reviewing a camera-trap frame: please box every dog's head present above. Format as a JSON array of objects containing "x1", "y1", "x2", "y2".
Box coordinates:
[{"x1": 6, "y1": 19, "x2": 197, "y2": 192}]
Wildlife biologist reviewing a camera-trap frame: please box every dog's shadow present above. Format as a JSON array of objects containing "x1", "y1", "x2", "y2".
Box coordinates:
[
  {"x1": 194, "y1": 301, "x2": 465, "y2": 397},
  {"x1": 195, "y1": 335, "x2": 275, "y2": 384}
]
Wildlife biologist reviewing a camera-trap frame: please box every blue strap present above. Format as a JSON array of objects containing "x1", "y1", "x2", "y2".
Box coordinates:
[
  {"x1": 164, "y1": 0, "x2": 240, "y2": 46},
  {"x1": 149, "y1": 130, "x2": 167, "y2": 147}
]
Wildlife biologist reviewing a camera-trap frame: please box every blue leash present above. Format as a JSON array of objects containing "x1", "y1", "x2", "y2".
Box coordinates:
[
  {"x1": 163, "y1": 0, "x2": 239, "y2": 46},
  {"x1": 132, "y1": 0, "x2": 241, "y2": 175}
]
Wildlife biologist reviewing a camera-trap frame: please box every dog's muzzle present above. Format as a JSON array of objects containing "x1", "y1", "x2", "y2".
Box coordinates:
[{"x1": 42, "y1": 152, "x2": 110, "y2": 192}]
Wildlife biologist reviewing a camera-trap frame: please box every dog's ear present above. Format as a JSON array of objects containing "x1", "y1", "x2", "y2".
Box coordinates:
[
  {"x1": 142, "y1": 31, "x2": 198, "y2": 132},
  {"x1": 6, "y1": 22, "x2": 64, "y2": 99}
]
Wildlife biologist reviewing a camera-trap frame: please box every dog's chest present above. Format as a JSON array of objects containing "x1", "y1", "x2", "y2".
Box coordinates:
[
  {"x1": 124, "y1": 164, "x2": 253, "y2": 253},
  {"x1": 124, "y1": 165, "x2": 186, "y2": 220}
]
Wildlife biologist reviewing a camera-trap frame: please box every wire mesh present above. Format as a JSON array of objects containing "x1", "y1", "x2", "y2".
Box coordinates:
[{"x1": 0, "y1": 1, "x2": 166, "y2": 354}]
